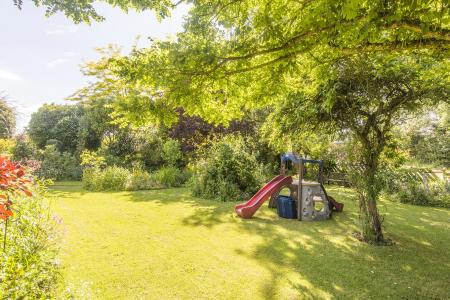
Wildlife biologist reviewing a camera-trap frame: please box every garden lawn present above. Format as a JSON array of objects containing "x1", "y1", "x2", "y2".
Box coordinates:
[{"x1": 50, "y1": 182, "x2": 450, "y2": 299}]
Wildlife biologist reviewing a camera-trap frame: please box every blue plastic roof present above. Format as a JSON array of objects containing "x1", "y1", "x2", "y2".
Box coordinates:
[{"x1": 281, "y1": 152, "x2": 301, "y2": 164}]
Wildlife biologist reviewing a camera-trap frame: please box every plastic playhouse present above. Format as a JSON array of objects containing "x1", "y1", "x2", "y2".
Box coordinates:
[{"x1": 235, "y1": 153, "x2": 343, "y2": 220}]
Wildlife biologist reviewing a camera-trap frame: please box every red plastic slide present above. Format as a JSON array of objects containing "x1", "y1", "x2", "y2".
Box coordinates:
[
  {"x1": 327, "y1": 195, "x2": 344, "y2": 212},
  {"x1": 235, "y1": 175, "x2": 293, "y2": 219}
]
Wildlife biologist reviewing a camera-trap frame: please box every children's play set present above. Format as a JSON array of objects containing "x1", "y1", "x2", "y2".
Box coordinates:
[{"x1": 235, "y1": 153, "x2": 344, "y2": 220}]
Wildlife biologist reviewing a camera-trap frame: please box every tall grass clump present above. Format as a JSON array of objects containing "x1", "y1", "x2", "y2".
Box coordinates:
[{"x1": 155, "y1": 167, "x2": 190, "y2": 188}]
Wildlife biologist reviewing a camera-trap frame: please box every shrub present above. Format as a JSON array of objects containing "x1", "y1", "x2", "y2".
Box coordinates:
[
  {"x1": 0, "y1": 139, "x2": 15, "y2": 155},
  {"x1": 36, "y1": 145, "x2": 81, "y2": 180},
  {"x1": 100, "y1": 166, "x2": 130, "y2": 191},
  {"x1": 162, "y1": 139, "x2": 182, "y2": 167},
  {"x1": 393, "y1": 180, "x2": 450, "y2": 208},
  {"x1": 155, "y1": 166, "x2": 189, "y2": 188},
  {"x1": 80, "y1": 150, "x2": 106, "y2": 169},
  {"x1": 189, "y1": 135, "x2": 265, "y2": 201},
  {"x1": 380, "y1": 167, "x2": 450, "y2": 208},
  {"x1": 82, "y1": 166, "x2": 130, "y2": 192},
  {"x1": 178, "y1": 168, "x2": 192, "y2": 184},
  {"x1": 0, "y1": 194, "x2": 59, "y2": 298},
  {"x1": 11, "y1": 136, "x2": 36, "y2": 161},
  {"x1": 81, "y1": 168, "x2": 98, "y2": 191},
  {"x1": 82, "y1": 164, "x2": 190, "y2": 191},
  {"x1": 126, "y1": 168, "x2": 160, "y2": 190},
  {"x1": 138, "y1": 138, "x2": 164, "y2": 170}
]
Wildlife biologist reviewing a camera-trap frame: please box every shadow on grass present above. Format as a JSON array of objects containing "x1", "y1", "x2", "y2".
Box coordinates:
[
  {"x1": 125, "y1": 188, "x2": 235, "y2": 228},
  {"x1": 48, "y1": 181, "x2": 89, "y2": 198},
  {"x1": 125, "y1": 188, "x2": 191, "y2": 203},
  {"x1": 176, "y1": 186, "x2": 450, "y2": 299},
  {"x1": 51, "y1": 183, "x2": 450, "y2": 299}
]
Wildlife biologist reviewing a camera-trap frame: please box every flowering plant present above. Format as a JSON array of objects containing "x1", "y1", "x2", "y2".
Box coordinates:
[{"x1": 0, "y1": 156, "x2": 32, "y2": 221}]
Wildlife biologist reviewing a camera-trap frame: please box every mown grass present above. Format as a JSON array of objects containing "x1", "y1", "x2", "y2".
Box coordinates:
[{"x1": 50, "y1": 182, "x2": 450, "y2": 299}]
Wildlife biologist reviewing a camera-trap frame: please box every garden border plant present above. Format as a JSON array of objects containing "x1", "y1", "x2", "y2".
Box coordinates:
[
  {"x1": 0, "y1": 156, "x2": 60, "y2": 298},
  {"x1": 0, "y1": 157, "x2": 32, "y2": 250}
]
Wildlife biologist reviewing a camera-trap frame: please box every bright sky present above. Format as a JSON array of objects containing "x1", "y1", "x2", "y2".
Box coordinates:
[{"x1": 0, "y1": 1, "x2": 188, "y2": 132}]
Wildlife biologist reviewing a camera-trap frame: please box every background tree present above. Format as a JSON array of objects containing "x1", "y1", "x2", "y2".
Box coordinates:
[
  {"x1": 0, "y1": 95, "x2": 16, "y2": 138},
  {"x1": 28, "y1": 104, "x2": 82, "y2": 153},
  {"x1": 162, "y1": 139, "x2": 182, "y2": 167},
  {"x1": 167, "y1": 108, "x2": 257, "y2": 154},
  {"x1": 78, "y1": 97, "x2": 115, "y2": 150}
]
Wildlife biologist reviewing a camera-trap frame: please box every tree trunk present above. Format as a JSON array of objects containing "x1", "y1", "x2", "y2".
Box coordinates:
[
  {"x1": 363, "y1": 165, "x2": 384, "y2": 242},
  {"x1": 357, "y1": 140, "x2": 385, "y2": 243}
]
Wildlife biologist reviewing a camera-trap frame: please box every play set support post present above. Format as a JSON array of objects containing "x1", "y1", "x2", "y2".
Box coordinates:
[
  {"x1": 297, "y1": 158, "x2": 304, "y2": 221},
  {"x1": 318, "y1": 161, "x2": 324, "y2": 183}
]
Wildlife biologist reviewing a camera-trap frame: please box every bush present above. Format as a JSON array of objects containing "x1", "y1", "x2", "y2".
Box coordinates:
[
  {"x1": 127, "y1": 168, "x2": 160, "y2": 190},
  {"x1": 0, "y1": 139, "x2": 15, "y2": 155},
  {"x1": 80, "y1": 150, "x2": 106, "y2": 169},
  {"x1": 0, "y1": 182, "x2": 59, "y2": 298},
  {"x1": 380, "y1": 167, "x2": 450, "y2": 208},
  {"x1": 138, "y1": 138, "x2": 164, "y2": 170},
  {"x1": 35, "y1": 145, "x2": 81, "y2": 180},
  {"x1": 100, "y1": 166, "x2": 130, "y2": 191},
  {"x1": 155, "y1": 166, "x2": 189, "y2": 188},
  {"x1": 11, "y1": 136, "x2": 36, "y2": 161},
  {"x1": 393, "y1": 180, "x2": 450, "y2": 208},
  {"x1": 81, "y1": 168, "x2": 98, "y2": 191},
  {"x1": 162, "y1": 139, "x2": 182, "y2": 167},
  {"x1": 82, "y1": 166, "x2": 130, "y2": 191},
  {"x1": 189, "y1": 135, "x2": 265, "y2": 201},
  {"x1": 83, "y1": 166, "x2": 189, "y2": 191}
]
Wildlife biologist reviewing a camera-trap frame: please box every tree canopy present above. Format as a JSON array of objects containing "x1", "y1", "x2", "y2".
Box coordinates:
[
  {"x1": 66, "y1": 0, "x2": 449, "y2": 127},
  {"x1": 12, "y1": 0, "x2": 178, "y2": 23}
]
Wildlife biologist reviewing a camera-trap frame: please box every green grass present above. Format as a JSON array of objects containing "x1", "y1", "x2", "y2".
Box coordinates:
[{"x1": 49, "y1": 182, "x2": 450, "y2": 299}]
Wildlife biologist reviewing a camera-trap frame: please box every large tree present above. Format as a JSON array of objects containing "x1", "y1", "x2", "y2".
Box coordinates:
[
  {"x1": 23, "y1": 1, "x2": 449, "y2": 124},
  {"x1": 266, "y1": 54, "x2": 449, "y2": 242}
]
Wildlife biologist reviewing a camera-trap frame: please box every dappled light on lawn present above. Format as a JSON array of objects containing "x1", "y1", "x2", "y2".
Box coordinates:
[{"x1": 50, "y1": 183, "x2": 450, "y2": 299}]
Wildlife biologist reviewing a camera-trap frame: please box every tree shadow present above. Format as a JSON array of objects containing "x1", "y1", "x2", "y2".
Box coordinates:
[
  {"x1": 48, "y1": 182, "x2": 89, "y2": 198},
  {"x1": 178, "y1": 185, "x2": 450, "y2": 299}
]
